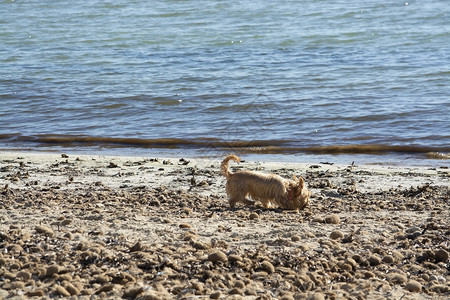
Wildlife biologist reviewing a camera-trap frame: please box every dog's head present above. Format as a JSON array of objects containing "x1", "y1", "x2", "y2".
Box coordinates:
[{"x1": 287, "y1": 176, "x2": 311, "y2": 211}]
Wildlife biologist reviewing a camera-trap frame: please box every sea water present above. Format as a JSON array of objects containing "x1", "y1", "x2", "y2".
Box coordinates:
[{"x1": 1, "y1": 0, "x2": 449, "y2": 165}]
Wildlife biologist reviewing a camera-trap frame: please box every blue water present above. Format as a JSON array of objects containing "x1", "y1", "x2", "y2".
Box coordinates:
[{"x1": 0, "y1": 0, "x2": 449, "y2": 164}]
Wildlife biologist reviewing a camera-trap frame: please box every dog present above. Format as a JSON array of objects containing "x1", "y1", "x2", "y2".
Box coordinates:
[{"x1": 221, "y1": 155, "x2": 310, "y2": 211}]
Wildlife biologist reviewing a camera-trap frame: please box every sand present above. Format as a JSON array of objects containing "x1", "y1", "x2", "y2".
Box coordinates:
[{"x1": 0, "y1": 151, "x2": 449, "y2": 299}]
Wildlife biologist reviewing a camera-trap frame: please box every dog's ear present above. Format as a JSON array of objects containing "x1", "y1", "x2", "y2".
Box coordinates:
[
  {"x1": 292, "y1": 175, "x2": 298, "y2": 181},
  {"x1": 297, "y1": 176, "x2": 304, "y2": 188}
]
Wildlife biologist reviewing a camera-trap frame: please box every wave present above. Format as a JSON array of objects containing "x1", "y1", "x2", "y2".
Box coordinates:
[{"x1": 1, "y1": 134, "x2": 449, "y2": 159}]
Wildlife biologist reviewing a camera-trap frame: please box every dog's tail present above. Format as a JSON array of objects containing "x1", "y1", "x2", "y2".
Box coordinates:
[{"x1": 221, "y1": 155, "x2": 240, "y2": 178}]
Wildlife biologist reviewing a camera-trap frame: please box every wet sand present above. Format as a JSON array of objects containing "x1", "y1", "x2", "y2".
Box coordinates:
[{"x1": 0, "y1": 152, "x2": 449, "y2": 299}]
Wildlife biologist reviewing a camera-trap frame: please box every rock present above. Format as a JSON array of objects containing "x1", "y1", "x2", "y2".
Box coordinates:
[
  {"x1": 3, "y1": 281, "x2": 25, "y2": 290},
  {"x1": 307, "y1": 292, "x2": 325, "y2": 300},
  {"x1": 330, "y1": 230, "x2": 344, "y2": 240},
  {"x1": 234, "y1": 280, "x2": 245, "y2": 289},
  {"x1": 130, "y1": 241, "x2": 143, "y2": 252},
  {"x1": 55, "y1": 285, "x2": 71, "y2": 297},
  {"x1": 291, "y1": 235, "x2": 301, "y2": 242},
  {"x1": 406, "y1": 226, "x2": 421, "y2": 234},
  {"x1": 368, "y1": 255, "x2": 381, "y2": 266},
  {"x1": 430, "y1": 284, "x2": 449, "y2": 293},
  {"x1": 387, "y1": 273, "x2": 407, "y2": 284},
  {"x1": 96, "y1": 284, "x2": 114, "y2": 294},
  {"x1": 434, "y1": 249, "x2": 448, "y2": 262},
  {"x1": 46, "y1": 264, "x2": 61, "y2": 277},
  {"x1": 35, "y1": 225, "x2": 54, "y2": 237},
  {"x1": 249, "y1": 212, "x2": 259, "y2": 220},
  {"x1": 210, "y1": 291, "x2": 221, "y2": 299},
  {"x1": 16, "y1": 270, "x2": 31, "y2": 281},
  {"x1": 26, "y1": 289, "x2": 45, "y2": 297},
  {"x1": 405, "y1": 280, "x2": 422, "y2": 293},
  {"x1": 123, "y1": 286, "x2": 143, "y2": 299},
  {"x1": 325, "y1": 214, "x2": 340, "y2": 224},
  {"x1": 179, "y1": 223, "x2": 192, "y2": 229},
  {"x1": 95, "y1": 274, "x2": 111, "y2": 284},
  {"x1": 260, "y1": 260, "x2": 275, "y2": 274},
  {"x1": 208, "y1": 251, "x2": 228, "y2": 263},
  {"x1": 229, "y1": 288, "x2": 244, "y2": 295},
  {"x1": 228, "y1": 254, "x2": 243, "y2": 262},
  {"x1": 382, "y1": 255, "x2": 395, "y2": 264}
]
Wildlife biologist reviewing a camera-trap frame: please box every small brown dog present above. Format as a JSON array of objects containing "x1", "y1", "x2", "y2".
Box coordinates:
[{"x1": 221, "y1": 155, "x2": 310, "y2": 211}]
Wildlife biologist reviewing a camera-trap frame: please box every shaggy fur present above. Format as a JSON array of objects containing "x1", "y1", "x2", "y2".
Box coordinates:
[{"x1": 221, "y1": 155, "x2": 310, "y2": 211}]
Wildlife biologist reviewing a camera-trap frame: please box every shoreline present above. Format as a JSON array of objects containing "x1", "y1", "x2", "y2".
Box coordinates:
[{"x1": 1, "y1": 151, "x2": 449, "y2": 299}]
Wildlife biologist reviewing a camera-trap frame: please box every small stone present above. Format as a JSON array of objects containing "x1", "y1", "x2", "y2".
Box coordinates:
[
  {"x1": 46, "y1": 264, "x2": 61, "y2": 277},
  {"x1": 179, "y1": 223, "x2": 192, "y2": 229},
  {"x1": 96, "y1": 284, "x2": 114, "y2": 294},
  {"x1": 260, "y1": 260, "x2": 275, "y2": 274},
  {"x1": 229, "y1": 288, "x2": 244, "y2": 295},
  {"x1": 307, "y1": 292, "x2": 325, "y2": 300},
  {"x1": 123, "y1": 286, "x2": 143, "y2": 299},
  {"x1": 16, "y1": 271, "x2": 31, "y2": 281},
  {"x1": 368, "y1": 255, "x2": 381, "y2": 266},
  {"x1": 95, "y1": 274, "x2": 111, "y2": 284},
  {"x1": 35, "y1": 225, "x2": 54, "y2": 237},
  {"x1": 64, "y1": 283, "x2": 79, "y2": 295},
  {"x1": 228, "y1": 254, "x2": 243, "y2": 262},
  {"x1": 249, "y1": 212, "x2": 259, "y2": 220},
  {"x1": 406, "y1": 226, "x2": 421, "y2": 234},
  {"x1": 210, "y1": 291, "x2": 221, "y2": 299},
  {"x1": 130, "y1": 241, "x2": 143, "y2": 252},
  {"x1": 405, "y1": 280, "x2": 422, "y2": 293},
  {"x1": 434, "y1": 249, "x2": 448, "y2": 262},
  {"x1": 234, "y1": 280, "x2": 245, "y2": 289},
  {"x1": 55, "y1": 285, "x2": 71, "y2": 297},
  {"x1": 208, "y1": 251, "x2": 228, "y2": 263},
  {"x1": 325, "y1": 214, "x2": 340, "y2": 224},
  {"x1": 4, "y1": 281, "x2": 25, "y2": 290},
  {"x1": 382, "y1": 255, "x2": 395, "y2": 264},
  {"x1": 26, "y1": 290, "x2": 45, "y2": 297},
  {"x1": 291, "y1": 235, "x2": 301, "y2": 242},
  {"x1": 330, "y1": 230, "x2": 344, "y2": 240},
  {"x1": 387, "y1": 273, "x2": 407, "y2": 284}
]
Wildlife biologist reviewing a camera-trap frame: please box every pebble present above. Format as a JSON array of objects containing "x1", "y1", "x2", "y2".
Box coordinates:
[
  {"x1": 35, "y1": 225, "x2": 54, "y2": 237},
  {"x1": 16, "y1": 270, "x2": 31, "y2": 281},
  {"x1": 228, "y1": 254, "x2": 243, "y2": 262},
  {"x1": 330, "y1": 230, "x2": 344, "y2": 240},
  {"x1": 249, "y1": 212, "x2": 259, "y2": 220},
  {"x1": 405, "y1": 280, "x2": 422, "y2": 293},
  {"x1": 234, "y1": 280, "x2": 245, "y2": 289},
  {"x1": 387, "y1": 273, "x2": 407, "y2": 284},
  {"x1": 291, "y1": 235, "x2": 301, "y2": 242},
  {"x1": 179, "y1": 223, "x2": 192, "y2": 229},
  {"x1": 55, "y1": 285, "x2": 71, "y2": 297},
  {"x1": 129, "y1": 241, "x2": 143, "y2": 252},
  {"x1": 208, "y1": 251, "x2": 228, "y2": 263},
  {"x1": 26, "y1": 289, "x2": 45, "y2": 297},
  {"x1": 307, "y1": 292, "x2": 325, "y2": 300},
  {"x1": 368, "y1": 255, "x2": 381, "y2": 266},
  {"x1": 382, "y1": 255, "x2": 395, "y2": 264},
  {"x1": 210, "y1": 291, "x2": 221, "y2": 299},
  {"x1": 64, "y1": 283, "x2": 80, "y2": 295},
  {"x1": 325, "y1": 214, "x2": 340, "y2": 224},
  {"x1": 123, "y1": 286, "x2": 143, "y2": 299},
  {"x1": 260, "y1": 260, "x2": 275, "y2": 274},
  {"x1": 434, "y1": 249, "x2": 448, "y2": 262},
  {"x1": 46, "y1": 265, "x2": 61, "y2": 277}
]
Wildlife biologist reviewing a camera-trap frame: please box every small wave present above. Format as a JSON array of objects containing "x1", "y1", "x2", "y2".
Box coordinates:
[{"x1": 1, "y1": 134, "x2": 448, "y2": 160}]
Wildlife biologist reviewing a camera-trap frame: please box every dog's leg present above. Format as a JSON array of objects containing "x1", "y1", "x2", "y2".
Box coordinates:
[
  {"x1": 243, "y1": 197, "x2": 255, "y2": 206},
  {"x1": 228, "y1": 197, "x2": 238, "y2": 209}
]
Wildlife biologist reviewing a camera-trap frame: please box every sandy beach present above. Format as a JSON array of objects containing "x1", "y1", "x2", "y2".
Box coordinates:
[{"x1": 0, "y1": 151, "x2": 448, "y2": 299}]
